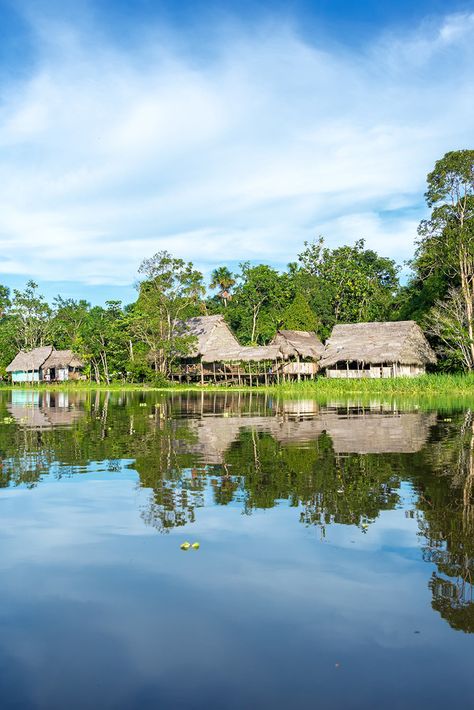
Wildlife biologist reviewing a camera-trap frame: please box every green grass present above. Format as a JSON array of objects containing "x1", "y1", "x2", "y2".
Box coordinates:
[
  {"x1": 2, "y1": 373, "x2": 474, "y2": 395},
  {"x1": 275, "y1": 373, "x2": 474, "y2": 395}
]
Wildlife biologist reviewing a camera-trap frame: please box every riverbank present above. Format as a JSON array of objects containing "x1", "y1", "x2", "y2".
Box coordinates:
[{"x1": 2, "y1": 373, "x2": 474, "y2": 395}]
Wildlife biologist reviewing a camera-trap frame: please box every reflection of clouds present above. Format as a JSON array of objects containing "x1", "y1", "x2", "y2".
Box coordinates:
[
  {"x1": 0, "y1": 477, "x2": 150, "y2": 564},
  {"x1": 0, "y1": 454, "x2": 469, "y2": 706}
]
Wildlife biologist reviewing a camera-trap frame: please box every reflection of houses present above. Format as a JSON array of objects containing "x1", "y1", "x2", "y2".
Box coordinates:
[
  {"x1": 7, "y1": 390, "x2": 85, "y2": 429},
  {"x1": 6, "y1": 346, "x2": 84, "y2": 383},
  {"x1": 180, "y1": 403, "x2": 437, "y2": 464},
  {"x1": 176, "y1": 316, "x2": 323, "y2": 384},
  {"x1": 320, "y1": 321, "x2": 436, "y2": 378}
]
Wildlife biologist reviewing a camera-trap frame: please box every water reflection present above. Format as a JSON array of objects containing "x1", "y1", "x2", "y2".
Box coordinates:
[{"x1": 0, "y1": 390, "x2": 473, "y2": 636}]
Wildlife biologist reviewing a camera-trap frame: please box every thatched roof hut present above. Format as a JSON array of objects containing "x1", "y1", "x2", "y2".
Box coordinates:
[
  {"x1": 271, "y1": 330, "x2": 324, "y2": 360},
  {"x1": 184, "y1": 315, "x2": 241, "y2": 360},
  {"x1": 6, "y1": 346, "x2": 54, "y2": 373},
  {"x1": 320, "y1": 321, "x2": 436, "y2": 378}
]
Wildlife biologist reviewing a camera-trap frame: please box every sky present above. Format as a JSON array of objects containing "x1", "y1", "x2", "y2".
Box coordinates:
[{"x1": 0, "y1": 0, "x2": 473, "y2": 305}]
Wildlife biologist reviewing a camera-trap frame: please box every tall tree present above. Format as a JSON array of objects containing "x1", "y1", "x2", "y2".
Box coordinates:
[
  {"x1": 50, "y1": 297, "x2": 91, "y2": 350},
  {"x1": 228, "y1": 263, "x2": 286, "y2": 344},
  {"x1": 416, "y1": 150, "x2": 474, "y2": 367},
  {"x1": 132, "y1": 251, "x2": 204, "y2": 374},
  {"x1": 81, "y1": 301, "x2": 127, "y2": 383},
  {"x1": 9, "y1": 280, "x2": 52, "y2": 351},
  {"x1": 209, "y1": 266, "x2": 236, "y2": 308}
]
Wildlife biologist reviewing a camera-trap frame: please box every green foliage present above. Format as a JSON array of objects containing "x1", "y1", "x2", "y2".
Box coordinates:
[
  {"x1": 209, "y1": 266, "x2": 236, "y2": 307},
  {"x1": 9, "y1": 280, "x2": 52, "y2": 351},
  {"x1": 281, "y1": 292, "x2": 318, "y2": 331},
  {"x1": 227, "y1": 262, "x2": 287, "y2": 344},
  {"x1": 412, "y1": 150, "x2": 474, "y2": 369},
  {"x1": 298, "y1": 238, "x2": 399, "y2": 333},
  {"x1": 130, "y1": 251, "x2": 204, "y2": 374}
]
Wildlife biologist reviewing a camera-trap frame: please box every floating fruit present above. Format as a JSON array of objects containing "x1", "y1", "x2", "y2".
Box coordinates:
[
  {"x1": 180, "y1": 541, "x2": 191, "y2": 550},
  {"x1": 191, "y1": 542, "x2": 200, "y2": 549}
]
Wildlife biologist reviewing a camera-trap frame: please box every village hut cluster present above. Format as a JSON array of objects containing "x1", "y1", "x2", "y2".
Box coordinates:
[
  {"x1": 6, "y1": 346, "x2": 84, "y2": 383},
  {"x1": 171, "y1": 315, "x2": 436, "y2": 384},
  {"x1": 173, "y1": 315, "x2": 325, "y2": 385},
  {"x1": 5, "y1": 316, "x2": 436, "y2": 385}
]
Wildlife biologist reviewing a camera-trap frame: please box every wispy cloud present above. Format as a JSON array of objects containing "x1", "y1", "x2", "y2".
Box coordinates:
[{"x1": 0, "y1": 10, "x2": 473, "y2": 290}]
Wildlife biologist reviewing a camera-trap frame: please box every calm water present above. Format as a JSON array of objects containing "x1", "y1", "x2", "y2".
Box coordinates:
[{"x1": 0, "y1": 390, "x2": 473, "y2": 709}]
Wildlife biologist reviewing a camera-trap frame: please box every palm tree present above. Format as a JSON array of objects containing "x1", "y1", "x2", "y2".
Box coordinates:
[{"x1": 210, "y1": 267, "x2": 236, "y2": 308}]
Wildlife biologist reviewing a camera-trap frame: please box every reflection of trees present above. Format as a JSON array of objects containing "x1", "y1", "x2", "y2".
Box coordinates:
[
  {"x1": 4, "y1": 390, "x2": 474, "y2": 633},
  {"x1": 223, "y1": 429, "x2": 401, "y2": 531},
  {"x1": 414, "y1": 410, "x2": 474, "y2": 632}
]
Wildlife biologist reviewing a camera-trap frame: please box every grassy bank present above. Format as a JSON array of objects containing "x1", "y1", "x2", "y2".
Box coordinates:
[
  {"x1": 276, "y1": 373, "x2": 474, "y2": 396},
  {"x1": 2, "y1": 373, "x2": 474, "y2": 395}
]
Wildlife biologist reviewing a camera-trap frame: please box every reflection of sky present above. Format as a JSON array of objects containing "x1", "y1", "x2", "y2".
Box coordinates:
[{"x1": 0, "y1": 471, "x2": 472, "y2": 709}]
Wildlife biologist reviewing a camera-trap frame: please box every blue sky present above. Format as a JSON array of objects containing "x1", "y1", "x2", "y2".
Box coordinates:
[{"x1": 0, "y1": 0, "x2": 473, "y2": 305}]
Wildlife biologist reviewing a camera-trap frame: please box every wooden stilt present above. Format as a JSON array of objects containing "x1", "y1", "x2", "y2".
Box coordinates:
[{"x1": 200, "y1": 359, "x2": 204, "y2": 386}]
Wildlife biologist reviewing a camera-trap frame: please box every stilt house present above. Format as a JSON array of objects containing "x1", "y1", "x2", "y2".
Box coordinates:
[
  {"x1": 270, "y1": 330, "x2": 324, "y2": 378},
  {"x1": 320, "y1": 321, "x2": 436, "y2": 378},
  {"x1": 177, "y1": 316, "x2": 293, "y2": 384}
]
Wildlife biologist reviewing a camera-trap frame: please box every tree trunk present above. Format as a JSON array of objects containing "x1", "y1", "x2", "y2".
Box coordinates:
[{"x1": 459, "y1": 246, "x2": 474, "y2": 369}]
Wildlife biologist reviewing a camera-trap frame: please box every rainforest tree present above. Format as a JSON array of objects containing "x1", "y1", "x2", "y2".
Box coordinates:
[{"x1": 415, "y1": 150, "x2": 474, "y2": 369}]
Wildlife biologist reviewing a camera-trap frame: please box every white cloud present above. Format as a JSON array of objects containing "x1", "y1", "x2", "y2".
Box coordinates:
[{"x1": 0, "y1": 11, "x2": 473, "y2": 288}]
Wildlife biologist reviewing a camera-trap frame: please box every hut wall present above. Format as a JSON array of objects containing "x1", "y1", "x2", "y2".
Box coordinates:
[
  {"x1": 282, "y1": 361, "x2": 319, "y2": 375},
  {"x1": 12, "y1": 370, "x2": 41, "y2": 383},
  {"x1": 325, "y1": 362, "x2": 426, "y2": 379},
  {"x1": 397, "y1": 364, "x2": 425, "y2": 377}
]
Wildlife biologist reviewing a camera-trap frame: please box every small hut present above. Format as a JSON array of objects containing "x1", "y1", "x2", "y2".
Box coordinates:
[
  {"x1": 271, "y1": 330, "x2": 324, "y2": 379},
  {"x1": 6, "y1": 346, "x2": 84, "y2": 383},
  {"x1": 320, "y1": 321, "x2": 436, "y2": 378},
  {"x1": 177, "y1": 315, "x2": 242, "y2": 382},
  {"x1": 41, "y1": 350, "x2": 84, "y2": 381}
]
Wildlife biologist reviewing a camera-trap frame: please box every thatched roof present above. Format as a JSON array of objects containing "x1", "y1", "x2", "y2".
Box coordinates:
[
  {"x1": 184, "y1": 316, "x2": 282, "y2": 362},
  {"x1": 271, "y1": 330, "x2": 324, "y2": 360},
  {"x1": 236, "y1": 345, "x2": 282, "y2": 362},
  {"x1": 42, "y1": 350, "x2": 84, "y2": 370},
  {"x1": 202, "y1": 344, "x2": 282, "y2": 363},
  {"x1": 6, "y1": 346, "x2": 53, "y2": 372},
  {"x1": 320, "y1": 321, "x2": 437, "y2": 367},
  {"x1": 6, "y1": 346, "x2": 83, "y2": 372},
  {"x1": 184, "y1": 315, "x2": 241, "y2": 359}
]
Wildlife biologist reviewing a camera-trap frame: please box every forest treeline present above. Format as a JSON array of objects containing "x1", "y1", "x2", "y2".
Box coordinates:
[{"x1": 0, "y1": 149, "x2": 473, "y2": 382}]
